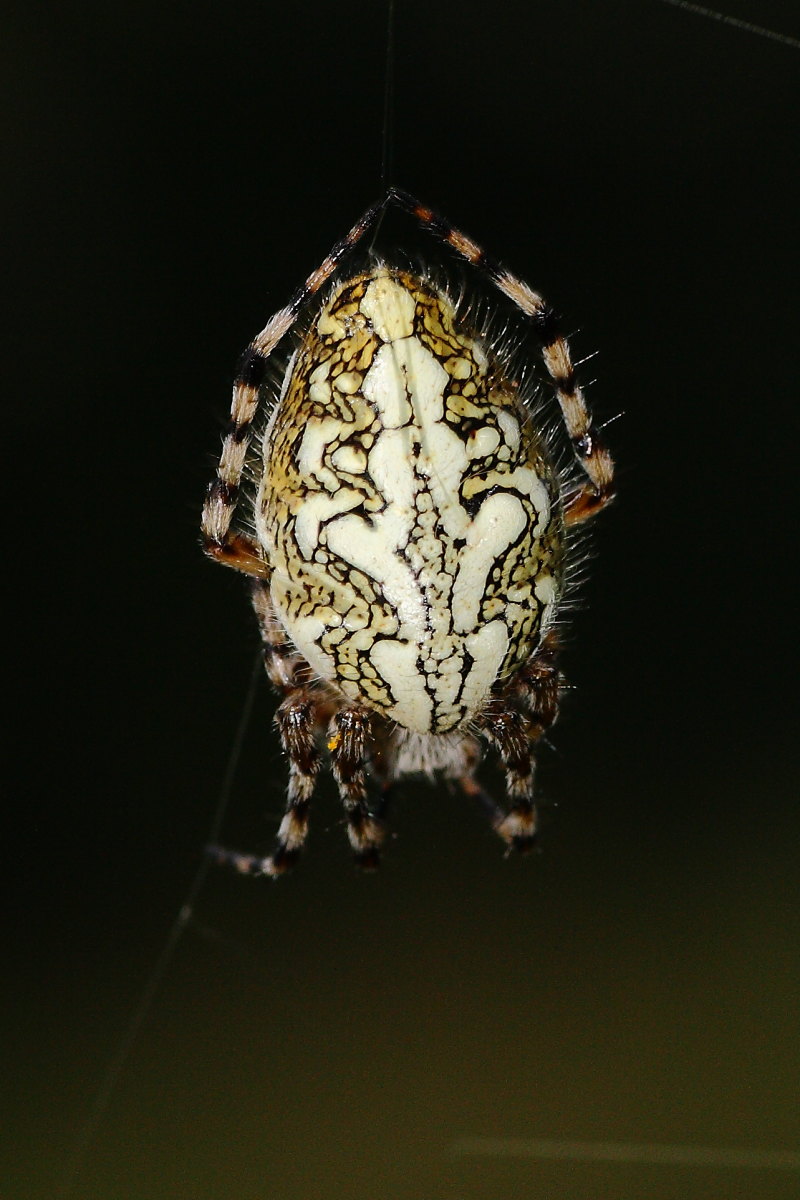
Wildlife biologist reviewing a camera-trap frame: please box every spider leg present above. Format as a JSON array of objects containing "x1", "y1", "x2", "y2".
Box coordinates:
[
  {"x1": 201, "y1": 196, "x2": 390, "y2": 576},
  {"x1": 456, "y1": 770, "x2": 498, "y2": 820},
  {"x1": 475, "y1": 631, "x2": 564, "y2": 851},
  {"x1": 477, "y1": 707, "x2": 538, "y2": 851},
  {"x1": 328, "y1": 707, "x2": 385, "y2": 868},
  {"x1": 254, "y1": 585, "x2": 323, "y2": 874},
  {"x1": 268, "y1": 694, "x2": 322, "y2": 872},
  {"x1": 207, "y1": 693, "x2": 322, "y2": 878},
  {"x1": 208, "y1": 584, "x2": 325, "y2": 878},
  {"x1": 387, "y1": 189, "x2": 615, "y2": 526},
  {"x1": 251, "y1": 580, "x2": 310, "y2": 693},
  {"x1": 479, "y1": 631, "x2": 564, "y2": 851},
  {"x1": 508, "y1": 628, "x2": 561, "y2": 735}
]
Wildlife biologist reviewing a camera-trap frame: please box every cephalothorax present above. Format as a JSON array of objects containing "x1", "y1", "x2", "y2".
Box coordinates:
[{"x1": 202, "y1": 190, "x2": 614, "y2": 875}]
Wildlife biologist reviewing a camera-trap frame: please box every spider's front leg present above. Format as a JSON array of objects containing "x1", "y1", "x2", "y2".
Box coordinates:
[
  {"x1": 328, "y1": 708, "x2": 385, "y2": 869},
  {"x1": 207, "y1": 691, "x2": 323, "y2": 878},
  {"x1": 479, "y1": 707, "x2": 538, "y2": 851},
  {"x1": 475, "y1": 635, "x2": 562, "y2": 852},
  {"x1": 510, "y1": 628, "x2": 561, "y2": 736},
  {"x1": 270, "y1": 693, "x2": 323, "y2": 872},
  {"x1": 208, "y1": 583, "x2": 327, "y2": 877}
]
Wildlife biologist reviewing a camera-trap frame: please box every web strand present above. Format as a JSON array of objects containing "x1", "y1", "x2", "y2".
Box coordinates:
[
  {"x1": 653, "y1": 0, "x2": 800, "y2": 50},
  {"x1": 381, "y1": 0, "x2": 396, "y2": 192},
  {"x1": 55, "y1": 653, "x2": 263, "y2": 1200}
]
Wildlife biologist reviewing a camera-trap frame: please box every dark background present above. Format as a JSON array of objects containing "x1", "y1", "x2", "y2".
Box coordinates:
[{"x1": 5, "y1": 1, "x2": 799, "y2": 1198}]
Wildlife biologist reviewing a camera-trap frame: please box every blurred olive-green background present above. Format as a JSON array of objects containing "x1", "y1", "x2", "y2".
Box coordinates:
[{"x1": 5, "y1": 2, "x2": 799, "y2": 1198}]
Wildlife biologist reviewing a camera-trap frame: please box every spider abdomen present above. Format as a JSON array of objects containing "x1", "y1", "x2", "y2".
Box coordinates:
[{"x1": 256, "y1": 268, "x2": 564, "y2": 734}]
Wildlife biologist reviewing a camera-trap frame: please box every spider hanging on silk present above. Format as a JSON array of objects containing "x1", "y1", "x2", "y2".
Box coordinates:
[{"x1": 202, "y1": 189, "x2": 615, "y2": 876}]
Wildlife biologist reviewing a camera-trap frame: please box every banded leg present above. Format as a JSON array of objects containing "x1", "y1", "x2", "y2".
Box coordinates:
[
  {"x1": 207, "y1": 693, "x2": 321, "y2": 877},
  {"x1": 328, "y1": 707, "x2": 385, "y2": 868},
  {"x1": 454, "y1": 735, "x2": 506, "y2": 832},
  {"x1": 475, "y1": 635, "x2": 562, "y2": 850},
  {"x1": 251, "y1": 580, "x2": 311, "y2": 694},
  {"x1": 478, "y1": 706, "x2": 538, "y2": 851},
  {"x1": 204, "y1": 187, "x2": 613, "y2": 575},
  {"x1": 269, "y1": 695, "x2": 322, "y2": 872},
  {"x1": 508, "y1": 629, "x2": 561, "y2": 740},
  {"x1": 201, "y1": 197, "x2": 389, "y2": 576},
  {"x1": 388, "y1": 188, "x2": 615, "y2": 527}
]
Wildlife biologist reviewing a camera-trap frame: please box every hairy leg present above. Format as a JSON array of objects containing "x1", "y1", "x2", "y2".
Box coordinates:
[
  {"x1": 328, "y1": 707, "x2": 385, "y2": 868},
  {"x1": 207, "y1": 692, "x2": 322, "y2": 877}
]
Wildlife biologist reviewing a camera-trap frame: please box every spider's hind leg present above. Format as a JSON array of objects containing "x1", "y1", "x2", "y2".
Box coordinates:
[
  {"x1": 202, "y1": 195, "x2": 390, "y2": 579},
  {"x1": 387, "y1": 188, "x2": 616, "y2": 528}
]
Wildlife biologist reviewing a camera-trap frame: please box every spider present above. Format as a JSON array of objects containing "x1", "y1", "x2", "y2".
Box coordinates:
[{"x1": 202, "y1": 188, "x2": 614, "y2": 876}]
